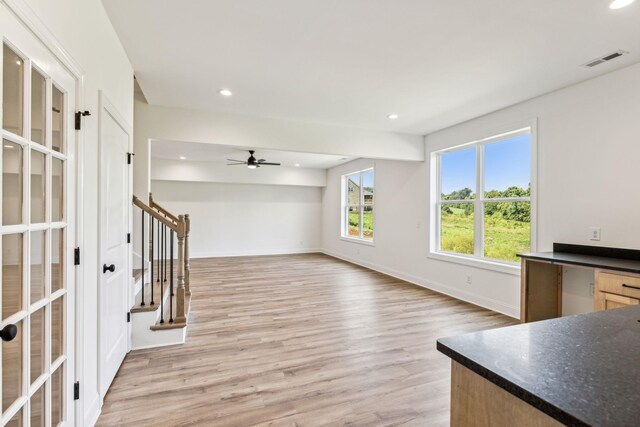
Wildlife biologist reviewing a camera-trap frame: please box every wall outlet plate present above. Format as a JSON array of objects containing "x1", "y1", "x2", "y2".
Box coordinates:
[{"x1": 589, "y1": 227, "x2": 601, "y2": 241}]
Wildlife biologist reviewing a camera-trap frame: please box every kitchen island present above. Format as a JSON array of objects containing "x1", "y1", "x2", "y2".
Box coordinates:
[{"x1": 437, "y1": 305, "x2": 640, "y2": 426}]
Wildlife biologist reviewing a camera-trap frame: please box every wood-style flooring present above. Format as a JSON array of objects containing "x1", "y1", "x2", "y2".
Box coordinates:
[{"x1": 97, "y1": 253, "x2": 516, "y2": 427}]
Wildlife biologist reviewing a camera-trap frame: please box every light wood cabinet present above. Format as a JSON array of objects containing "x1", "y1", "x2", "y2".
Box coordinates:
[{"x1": 595, "y1": 269, "x2": 640, "y2": 311}]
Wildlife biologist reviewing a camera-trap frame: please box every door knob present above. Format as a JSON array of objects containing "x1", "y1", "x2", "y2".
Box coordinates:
[
  {"x1": 103, "y1": 264, "x2": 116, "y2": 273},
  {"x1": 1, "y1": 324, "x2": 18, "y2": 342}
]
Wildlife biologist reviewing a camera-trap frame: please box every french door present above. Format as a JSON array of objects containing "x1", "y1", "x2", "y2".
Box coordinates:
[{"x1": 1, "y1": 4, "x2": 76, "y2": 426}]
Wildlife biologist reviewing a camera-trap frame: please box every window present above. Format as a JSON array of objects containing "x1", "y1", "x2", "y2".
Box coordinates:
[
  {"x1": 342, "y1": 168, "x2": 374, "y2": 242},
  {"x1": 434, "y1": 127, "x2": 533, "y2": 264}
]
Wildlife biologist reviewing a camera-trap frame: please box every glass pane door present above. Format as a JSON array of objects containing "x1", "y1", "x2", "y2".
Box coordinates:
[{"x1": 1, "y1": 36, "x2": 71, "y2": 427}]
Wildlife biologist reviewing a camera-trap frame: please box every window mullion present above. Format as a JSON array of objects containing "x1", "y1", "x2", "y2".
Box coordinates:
[
  {"x1": 474, "y1": 144, "x2": 484, "y2": 258},
  {"x1": 359, "y1": 173, "x2": 364, "y2": 239}
]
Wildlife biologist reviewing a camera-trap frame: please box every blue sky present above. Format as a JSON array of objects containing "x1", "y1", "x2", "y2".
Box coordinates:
[
  {"x1": 362, "y1": 169, "x2": 374, "y2": 188},
  {"x1": 441, "y1": 133, "x2": 531, "y2": 195}
]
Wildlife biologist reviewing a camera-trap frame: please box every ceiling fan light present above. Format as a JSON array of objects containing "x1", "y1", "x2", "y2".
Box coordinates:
[{"x1": 247, "y1": 164, "x2": 257, "y2": 169}]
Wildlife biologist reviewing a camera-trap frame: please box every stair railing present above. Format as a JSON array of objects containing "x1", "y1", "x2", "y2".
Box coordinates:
[
  {"x1": 132, "y1": 195, "x2": 189, "y2": 324},
  {"x1": 149, "y1": 193, "x2": 191, "y2": 295}
]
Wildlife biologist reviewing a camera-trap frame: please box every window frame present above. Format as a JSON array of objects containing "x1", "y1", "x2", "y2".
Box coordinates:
[
  {"x1": 341, "y1": 167, "x2": 375, "y2": 245},
  {"x1": 430, "y1": 124, "x2": 537, "y2": 274}
]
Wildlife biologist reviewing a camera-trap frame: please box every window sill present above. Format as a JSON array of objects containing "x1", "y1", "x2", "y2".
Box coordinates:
[
  {"x1": 427, "y1": 251, "x2": 521, "y2": 276},
  {"x1": 340, "y1": 237, "x2": 375, "y2": 247}
]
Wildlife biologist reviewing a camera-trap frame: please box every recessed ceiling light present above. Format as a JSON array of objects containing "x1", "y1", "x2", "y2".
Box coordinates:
[
  {"x1": 179, "y1": 156, "x2": 186, "y2": 160},
  {"x1": 387, "y1": 113, "x2": 399, "y2": 120},
  {"x1": 219, "y1": 89, "x2": 233, "y2": 97},
  {"x1": 610, "y1": 0, "x2": 635, "y2": 9},
  {"x1": 294, "y1": 163, "x2": 300, "y2": 167}
]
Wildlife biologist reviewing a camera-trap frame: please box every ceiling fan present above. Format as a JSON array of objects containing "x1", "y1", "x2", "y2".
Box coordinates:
[{"x1": 227, "y1": 150, "x2": 281, "y2": 169}]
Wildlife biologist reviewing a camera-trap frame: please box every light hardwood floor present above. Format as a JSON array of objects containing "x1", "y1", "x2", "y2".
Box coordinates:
[{"x1": 97, "y1": 253, "x2": 516, "y2": 427}]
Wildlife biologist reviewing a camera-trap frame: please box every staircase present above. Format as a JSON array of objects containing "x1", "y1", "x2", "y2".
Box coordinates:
[{"x1": 130, "y1": 193, "x2": 191, "y2": 349}]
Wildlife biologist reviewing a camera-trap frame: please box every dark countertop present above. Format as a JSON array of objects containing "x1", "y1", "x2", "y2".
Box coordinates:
[
  {"x1": 437, "y1": 306, "x2": 640, "y2": 427},
  {"x1": 518, "y1": 251, "x2": 640, "y2": 274}
]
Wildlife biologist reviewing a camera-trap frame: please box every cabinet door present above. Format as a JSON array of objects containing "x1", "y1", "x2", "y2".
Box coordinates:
[{"x1": 598, "y1": 292, "x2": 639, "y2": 311}]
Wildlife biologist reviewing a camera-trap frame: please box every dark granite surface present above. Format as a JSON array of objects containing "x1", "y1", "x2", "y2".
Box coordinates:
[
  {"x1": 518, "y1": 251, "x2": 640, "y2": 274},
  {"x1": 437, "y1": 306, "x2": 640, "y2": 426}
]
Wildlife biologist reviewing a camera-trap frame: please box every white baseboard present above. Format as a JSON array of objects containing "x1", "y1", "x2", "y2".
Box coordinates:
[
  {"x1": 191, "y1": 248, "x2": 322, "y2": 259},
  {"x1": 322, "y1": 249, "x2": 519, "y2": 319}
]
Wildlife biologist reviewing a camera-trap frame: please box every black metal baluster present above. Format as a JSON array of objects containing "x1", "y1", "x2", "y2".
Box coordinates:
[
  {"x1": 141, "y1": 210, "x2": 145, "y2": 306},
  {"x1": 163, "y1": 224, "x2": 167, "y2": 282},
  {"x1": 159, "y1": 221, "x2": 165, "y2": 324},
  {"x1": 150, "y1": 216, "x2": 155, "y2": 306},
  {"x1": 156, "y1": 217, "x2": 161, "y2": 283},
  {"x1": 170, "y1": 229, "x2": 174, "y2": 323}
]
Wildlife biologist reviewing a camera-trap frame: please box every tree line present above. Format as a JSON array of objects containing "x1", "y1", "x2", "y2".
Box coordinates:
[{"x1": 441, "y1": 185, "x2": 530, "y2": 222}]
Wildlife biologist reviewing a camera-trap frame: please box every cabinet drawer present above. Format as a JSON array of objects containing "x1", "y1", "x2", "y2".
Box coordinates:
[{"x1": 596, "y1": 270, "x2": 640, "y2": 299}]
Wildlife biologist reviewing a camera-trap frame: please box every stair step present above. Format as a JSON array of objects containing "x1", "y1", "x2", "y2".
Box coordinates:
[
  {"x1": 150, "y1": 290, "x2": 191, "y2": 331},
  {"x1": 131, "y1": 280, "x2": 170, "y2": 313},
  {"x1": 132, "y1": 268, "x2": 147, "y2": 283}
]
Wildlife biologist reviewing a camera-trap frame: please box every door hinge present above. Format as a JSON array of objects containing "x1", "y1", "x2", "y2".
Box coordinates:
[
  {"x1": 74, "y1": 110, "x2": 91, "y2": 130},
  {"x1": 74, "y1": 382, "x2": 80, "y2": 400},
  {"x1": 127, "y1": 233, "x2": 131, "y2": 243},
  {"x1": 127, "y1": 152, "x2": 135, "y2": 164},
  {"x1": 127, "y1": 312, "x2": 131, "y2": 323},
  {"x1": 74, "y1": 247, "x2": 80, "y2": 266}
]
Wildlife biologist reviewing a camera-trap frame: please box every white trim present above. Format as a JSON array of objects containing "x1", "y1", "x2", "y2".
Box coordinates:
[
  {"x1": 426, "y1": 251, "x2": 520, "y2": 276},
  {"x1": 322, "y1": 249, "x2": 519, "y2": 318},
  {"x1": 339, "y1": 237, "x2": 375, "y2": 247},
  {"x1": 190, "y1": 248, "x2": 323, "y2": 259}
]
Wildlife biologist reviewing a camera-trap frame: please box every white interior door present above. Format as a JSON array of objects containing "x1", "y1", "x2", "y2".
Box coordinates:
[
  {"x1": 98, "y1": 94, "x2": 130, "y2": 400},
  {"x1": 0, "y1": 4, "x2": 77, "y2": 426}
]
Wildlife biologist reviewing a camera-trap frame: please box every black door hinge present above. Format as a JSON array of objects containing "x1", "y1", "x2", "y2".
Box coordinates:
[
  {"x1": 127, "y1": 152, "x2": 135, "y2": 164},
  {"x1": 74, "y1": 110, "x2": 91, "y2": 130},
  {"x1": 127, "y1": 233, "x2": 131, "y2": 243},
  {"x1": 127, "y1": 312, "x2": 131, "y2": 323},
  {"x1": 74, "y1": 382, "x2": 80, "y2": 400},
  {"x1": 74, "y1": 247, "x2": 80, "y2": 266}
]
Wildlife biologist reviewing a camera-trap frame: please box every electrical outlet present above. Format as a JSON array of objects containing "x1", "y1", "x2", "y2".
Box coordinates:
[
  {"x1": 466, "y1": 274, "x2": 472, "y2": 285},
  {"x1": 589, "y1": 227, "x2": 601, "y2": 241},
  {"x1": 590, "y1": 283, "x2": 595, "y2": 297}
]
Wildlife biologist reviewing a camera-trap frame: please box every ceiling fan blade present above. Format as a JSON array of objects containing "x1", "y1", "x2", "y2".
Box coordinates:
[
  {"x1": 259, "y1": 162, "x2": 281, "y2": 166},
  {"x1": 227, "y1": 158, "x2": 246, "y2": 162},
  {"x1": 227, "y1": 163, "x2": 247, "y2": 165},
  {"x1": 257, "y1": 159, "x2": 266, "y2": 163}
]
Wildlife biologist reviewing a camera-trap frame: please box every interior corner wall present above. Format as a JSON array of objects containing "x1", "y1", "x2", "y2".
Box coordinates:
[
  {"x1": 322, "y1": 61, "x2": 640, "y2": 319},
  {"x1": 151, "y1": 180, "x2": 322, "y2": 257},
  {"x1": 12, "y1": 0, "x2": 134, "y2": 425}
]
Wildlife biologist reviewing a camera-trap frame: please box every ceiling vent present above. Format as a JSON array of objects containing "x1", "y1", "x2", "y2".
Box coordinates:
[{"x1": 582, "y1": 50, "x2": 628, "y2": 68}]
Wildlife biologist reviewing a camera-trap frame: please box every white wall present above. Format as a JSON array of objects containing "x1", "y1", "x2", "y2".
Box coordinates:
[
  {"x1": 8, "y1": 1, "x2": 134, "y2": 425},
  {"x1": 151, "y1": 180, "x2": 322, "y2": 257},
  {"x1": 322, "y1": 61, "x2": 640, "y2": 318}
]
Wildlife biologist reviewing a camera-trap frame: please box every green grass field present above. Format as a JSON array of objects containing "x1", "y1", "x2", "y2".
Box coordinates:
[
  {"x1": 348, "y1": 211, "x2": 373, "y2": 239},
  {"x1": 441, "y1": 209, "x2": 530, "y2": 262}
]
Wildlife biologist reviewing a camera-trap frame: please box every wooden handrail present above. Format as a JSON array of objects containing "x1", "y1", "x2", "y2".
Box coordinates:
[
  {"x1": 149, "y1": 193, "x2": 179, "y2": 224},
  {"x1": 133, "y1": 196, "x2": 178, "y2": 231}
]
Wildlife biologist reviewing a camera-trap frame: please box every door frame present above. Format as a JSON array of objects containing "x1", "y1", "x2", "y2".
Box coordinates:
[
  {"x1": 96, "y1": 90, "x2": 133, "y2": 401},
  {"x1": 1, "y1": 0, "x2": 84, "y2": 425}
]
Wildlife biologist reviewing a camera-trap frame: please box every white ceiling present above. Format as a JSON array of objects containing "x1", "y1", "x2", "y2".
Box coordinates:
[
  {"x1": 103, "y1": 0, "x2": 640, "y2": 135},
  {"x1": 150, "y1": 140, "x2": 354, "y2": 169}
]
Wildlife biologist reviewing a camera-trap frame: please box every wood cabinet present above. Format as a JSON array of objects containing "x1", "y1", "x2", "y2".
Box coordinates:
[{"x1": 595, "y1": 269, "x2": 640, "y2": 311}]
